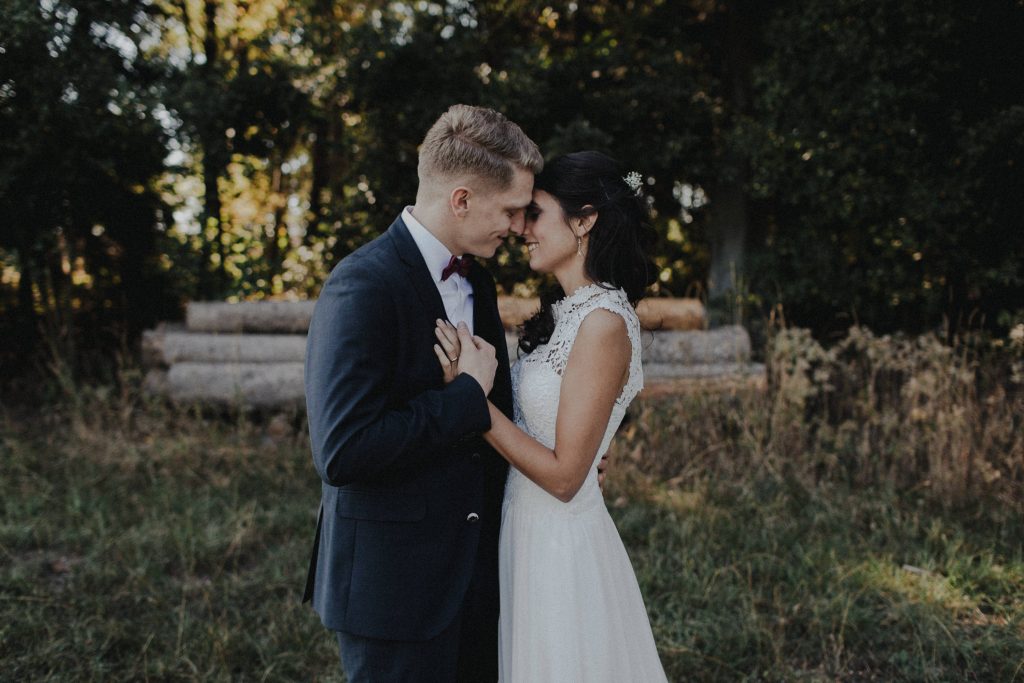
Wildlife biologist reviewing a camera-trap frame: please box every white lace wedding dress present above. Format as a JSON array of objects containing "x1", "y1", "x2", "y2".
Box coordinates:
[{"x1": 498, "y1": 283, "x2": 668, "y2": 682}]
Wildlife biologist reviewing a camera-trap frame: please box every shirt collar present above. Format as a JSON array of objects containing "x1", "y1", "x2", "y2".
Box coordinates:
[{"x1": 403, "y1": 206, "x2": 458, "y2": 284}]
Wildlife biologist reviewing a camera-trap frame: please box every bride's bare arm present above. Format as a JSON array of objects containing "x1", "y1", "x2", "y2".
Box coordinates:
[{"x1": 482, "y1": 309, "x2": 630, "y2": 503}]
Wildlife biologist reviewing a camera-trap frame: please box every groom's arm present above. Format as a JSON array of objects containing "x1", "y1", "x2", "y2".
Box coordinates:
[{"x1": 305, "y1": 264, "x2": 490, "y2": 487}]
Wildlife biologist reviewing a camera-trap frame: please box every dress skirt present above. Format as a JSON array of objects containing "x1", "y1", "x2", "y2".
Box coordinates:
[{"x1": 497, "y1": 467, "x2": 668, "y2": 682}]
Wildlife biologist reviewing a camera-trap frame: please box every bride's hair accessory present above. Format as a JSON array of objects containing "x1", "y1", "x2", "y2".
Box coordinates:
[{"x1": 623, "y1": 171, "x2": 643, "y2": 195}]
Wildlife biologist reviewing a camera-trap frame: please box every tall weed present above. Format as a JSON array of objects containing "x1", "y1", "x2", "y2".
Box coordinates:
[{"x1": 618, "y1": 325, "x2": 1024, "y2": 516}]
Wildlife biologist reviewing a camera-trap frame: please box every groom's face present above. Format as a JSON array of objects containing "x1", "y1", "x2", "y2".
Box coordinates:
[{"x1": 457, "y1": 166, "x2": 534, "y2": 258}]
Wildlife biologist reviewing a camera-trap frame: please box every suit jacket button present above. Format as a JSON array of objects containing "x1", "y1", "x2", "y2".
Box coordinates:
[
  {"x1": 466, "y1": 512, "x2": 480, "y2": 523},
  {"x1": 471, "y1": 452, "x2": 481, "y2": 460}
]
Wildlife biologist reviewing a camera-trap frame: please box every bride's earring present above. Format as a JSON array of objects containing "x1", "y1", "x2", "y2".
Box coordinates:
[{"x1": 576, "y1": 235, "x2": 583, "y2": 256}]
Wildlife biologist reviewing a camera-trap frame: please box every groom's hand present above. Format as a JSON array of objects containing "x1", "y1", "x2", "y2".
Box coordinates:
[{"x1": 455, "y1": 322, "x2": 497, "y2": 396}]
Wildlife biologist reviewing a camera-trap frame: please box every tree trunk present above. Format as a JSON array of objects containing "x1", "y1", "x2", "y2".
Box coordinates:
[
  {"x1": 15, "y1": 241, "x2": 37, "y2": 330},
  {"x1": 268, "y1": 150, "x2": 286, "y2": 275},
  {"x1": 199, "y1": 154, "x2": 224, "y2": 298},
  {"x1": 197, "y1": 0, "x2": 226, "y2": 299},
  {"x1": 707, "y1": 1, "x2": 753, "y2": 313},
  {"x1": 42, "y1": 238, "x2": 75, "y2": 376},
  {"x1": 708, "y1": 182, "x2": 749, "y2": 302},
  {"x1": 305, "y1": 115, "x2": 330, "y2": 247}
]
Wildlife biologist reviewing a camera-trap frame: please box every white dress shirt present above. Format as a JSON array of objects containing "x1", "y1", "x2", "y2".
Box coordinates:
[{"x1": 402, "y1": 207, "x2": 474, "y2": 334}]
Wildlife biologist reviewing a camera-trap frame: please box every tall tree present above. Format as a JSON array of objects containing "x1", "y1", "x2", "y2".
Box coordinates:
[
  {"x1": 743, "y1": 0, "x2": 1024, "y2": 338},
  {"x1": 166, "y1": 0, "x2": 308, "y2": 298},
  {"x1": 0, "y1": 0, "x2": 176, "y2": 376}
]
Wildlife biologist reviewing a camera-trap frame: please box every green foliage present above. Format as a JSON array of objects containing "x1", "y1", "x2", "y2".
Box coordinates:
[
  {"x1": 3, "y1": 0, "x2": 1023, "y2": 377},
  {"x1": 742, "y1": 0, "x2": 1024, "y2": 337},
  {"x1": 303, "y1": 1, "x2": 716, "y2": 295},
  {"x1": 0, "y1": 0, "x2": 181, "y2": 375}
]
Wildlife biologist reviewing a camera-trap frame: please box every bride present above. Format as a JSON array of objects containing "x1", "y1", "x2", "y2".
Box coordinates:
[{"x1": 434, "y1": 151, "x2": 668, "y2": 682}]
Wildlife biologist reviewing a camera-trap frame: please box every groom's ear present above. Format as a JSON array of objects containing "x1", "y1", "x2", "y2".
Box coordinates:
[{"x1": 450, "y1": 186, "x2": 471, "y2": 218}]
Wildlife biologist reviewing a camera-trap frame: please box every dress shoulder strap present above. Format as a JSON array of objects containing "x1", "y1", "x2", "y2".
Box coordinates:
[{"x1": 541, "y1": 287, "x2": 644, "y2": 403}]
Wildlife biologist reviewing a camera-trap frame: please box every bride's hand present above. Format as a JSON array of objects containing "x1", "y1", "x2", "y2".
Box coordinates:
[
  {"x1": 433, "y1": 319, "x2": 462, "y2": 384},
  {"x1": 454, "y1": 322, "x2": 498, "y2": 395},
  {"x1": 597, "y1": 454, "x2": 609, "y2": 490}
]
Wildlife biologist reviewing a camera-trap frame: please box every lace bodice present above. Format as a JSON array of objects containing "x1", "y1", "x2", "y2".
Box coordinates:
[{"x1": 507, "y1": 283, "x2": 643, "y2": 509}]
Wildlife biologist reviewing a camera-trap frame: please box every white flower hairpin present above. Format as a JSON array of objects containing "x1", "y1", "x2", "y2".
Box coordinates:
[{"x1": 623, "y1": 171, "x2": 643, "y2": 195}]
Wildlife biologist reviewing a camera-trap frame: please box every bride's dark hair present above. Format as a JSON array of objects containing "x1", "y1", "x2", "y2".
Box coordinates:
[{"x1": 518, "y1": 151, "x2": 658, "y2": 354}]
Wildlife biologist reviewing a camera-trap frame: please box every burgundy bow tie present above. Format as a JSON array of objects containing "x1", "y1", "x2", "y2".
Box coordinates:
[{"x1": 440, "y1": 255, "x2": 472, "y2": 281}]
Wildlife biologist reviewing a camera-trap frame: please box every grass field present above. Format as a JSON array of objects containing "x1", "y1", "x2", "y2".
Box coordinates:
[{"x1": 2, "y1": 328, "x2": 1022, "y2": 681}]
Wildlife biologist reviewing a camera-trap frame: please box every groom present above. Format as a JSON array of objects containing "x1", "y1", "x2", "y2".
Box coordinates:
[{"x1": 302, "y1": 105, "x2": 542, "y2": 681}]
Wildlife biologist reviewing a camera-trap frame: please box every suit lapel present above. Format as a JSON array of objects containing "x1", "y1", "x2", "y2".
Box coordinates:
[
  {"x1": 387, "y1": 216, "x2": 448, "y2": 323},
  {"x1": 467, "y1": 262, "x2": 500, "y2": 346},
  {"x1": 467, "y1": 261, "x2": 514, "y2": 418}
]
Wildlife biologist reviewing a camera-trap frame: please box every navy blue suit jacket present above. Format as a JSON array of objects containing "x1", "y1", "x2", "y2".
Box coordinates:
[{"x1": 302, "y1": 216, "x2": 513, "y2": 642}]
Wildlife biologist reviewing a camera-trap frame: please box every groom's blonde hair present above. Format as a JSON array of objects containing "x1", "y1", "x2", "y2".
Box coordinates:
[{"x1": 418, "y1": 104, "x2": 543, "y2": 190}]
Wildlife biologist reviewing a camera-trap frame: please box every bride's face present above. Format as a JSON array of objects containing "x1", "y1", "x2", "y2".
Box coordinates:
[{"x1": 522, "y1": 190, "x2": 583, "y2": 275}]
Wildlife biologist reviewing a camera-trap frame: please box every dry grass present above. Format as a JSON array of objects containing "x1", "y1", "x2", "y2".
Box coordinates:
[{"x1": 621, "y1": 325, "x2": 1024, "y2": 517}]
